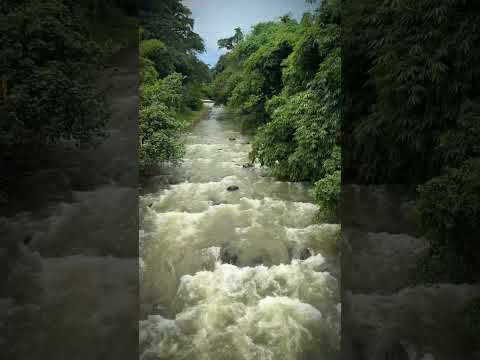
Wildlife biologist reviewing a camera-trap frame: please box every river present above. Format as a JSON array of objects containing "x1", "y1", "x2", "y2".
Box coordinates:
[{"x1": 139, "y1": 103, "x2": 340, "y2": 359}]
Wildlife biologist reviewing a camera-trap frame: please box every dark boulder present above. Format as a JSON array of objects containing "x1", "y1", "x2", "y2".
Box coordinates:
[
  {"x1": 242, "y1": 163, "x2": 254, "y2": 168},
  {"x1": 23, "y1": 235, "x2": 32, "y2": 245},
  {"x1": 227, "y1": 185, "x2": 239, "y2": 191},
  {"x1": 228, "y1": 137, "x2": 236, "y2": 141},
  {"x1": 220, "y1": 248, "x2": 238, "y2": 265},
  {"x1": 299, "y1": 248, "x2": 313, "y2": 260}
]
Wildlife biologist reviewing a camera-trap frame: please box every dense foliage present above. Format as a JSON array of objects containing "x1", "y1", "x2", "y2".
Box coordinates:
[
  {"x1": 0, "y1": 0, "x2": 135, "y2": 152},
  {"x1": 139, "y1": 0, "x2": 210, "y2": 174},
  {"x1": 343, "y1": 0, "x2": 480, "y2": 281},
  {"x1": 212, "y1": 0, "x2": 341, "y2": 219}
]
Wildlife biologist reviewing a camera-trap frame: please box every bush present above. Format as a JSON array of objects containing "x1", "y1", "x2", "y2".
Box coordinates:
[
  {"x1": 139, "y1": 72, "x2": 186, "y2": 173},
  {"x1": 139, "y1": 104, "x2": 184, "y2": 171},
  {"x1": 417, "y1": 158, "x2": 480, "y2": 282},
  {"x1": 140, "y1": 39, "x2": 174, "y2": 78}
]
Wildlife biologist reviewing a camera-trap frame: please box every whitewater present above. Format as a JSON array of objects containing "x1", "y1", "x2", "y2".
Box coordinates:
[{"x1": 139, "y1": 103, "x2": 340, "y2": 359}]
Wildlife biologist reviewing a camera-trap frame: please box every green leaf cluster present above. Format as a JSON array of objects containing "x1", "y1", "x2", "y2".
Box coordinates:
[
  {"x1": 139, "y1": 74, "x2": 185, "y2": 171},
  {"x1": 218, "y1": 28, "x2": 244, "y2": 50}
]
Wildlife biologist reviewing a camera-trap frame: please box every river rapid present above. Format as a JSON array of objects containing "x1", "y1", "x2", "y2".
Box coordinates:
[{"x1": 139, "y1": 103, "x2": 341, "y2": 359}]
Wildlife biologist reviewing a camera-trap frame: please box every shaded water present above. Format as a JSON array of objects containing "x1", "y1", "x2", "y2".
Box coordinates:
[
  {"x1": 342, "y1": 186, "x2": 480, "y2": 360},
  {"x1": 139, "y1": 104, "x2": 340, "y2": 359}
]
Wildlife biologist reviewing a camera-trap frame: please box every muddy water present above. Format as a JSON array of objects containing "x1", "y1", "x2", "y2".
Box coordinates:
[{"x1": 139, "y1": 104, "x2": 340, "y2": 359}]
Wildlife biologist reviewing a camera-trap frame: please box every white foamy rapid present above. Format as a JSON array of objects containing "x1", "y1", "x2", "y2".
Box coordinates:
[{"x1": 139, "y1": 104, "x2": 340, "y2": 359}]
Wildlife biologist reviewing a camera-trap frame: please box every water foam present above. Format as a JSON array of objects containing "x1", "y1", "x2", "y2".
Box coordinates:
[{"x1": 141, "y1": 257, "x2": 339, "y2": 359}]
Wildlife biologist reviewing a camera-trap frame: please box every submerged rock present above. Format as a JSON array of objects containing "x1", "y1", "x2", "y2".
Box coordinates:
[
  {"x1": 242, "y1": 163, "x2": 254, "y2": 168},
  {"x1": 228, "y1": 137, "x2": 236, "y2": 141},
  {"x1": 226, "y1": 185, "x2": 239, "y2": 191}
]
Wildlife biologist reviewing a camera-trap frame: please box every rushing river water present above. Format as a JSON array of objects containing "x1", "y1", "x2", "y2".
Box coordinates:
[{"x1": 139, "y1": 103, "x2": 340, "y2": 359}]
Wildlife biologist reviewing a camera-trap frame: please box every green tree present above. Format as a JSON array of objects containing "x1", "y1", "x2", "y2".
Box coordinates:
[
  {"x1": 0, "y1": 0, "x2": 108, "y2": 152},
  {"x1": 139, "y1": 72, "x2": 186, "y2": 173},
  {"x1": 217, "y1": 27, "x2": 244, "y2": 50},
  {"x1": 140, "y1": 39, "x2": 174, "y2": 78},
  {"x1": 141, "y1": 0, "x2": 204, "y2": 53}
]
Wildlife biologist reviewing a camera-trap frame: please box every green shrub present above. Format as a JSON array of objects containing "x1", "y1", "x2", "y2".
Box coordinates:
[
  {"x1": 417, "y1": 158, "x2": 480, "y2": 282},
  {"x1": 139, "y1": 104, "x2": 184, "y2": 171},
  {"x1": 139, "y1": 73, "x2": 186, "y2": 173}
]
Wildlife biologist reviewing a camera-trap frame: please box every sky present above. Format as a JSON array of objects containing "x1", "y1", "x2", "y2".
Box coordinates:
[{"x1": 183, "y1": 0, "x2": 312, "y2": 66}]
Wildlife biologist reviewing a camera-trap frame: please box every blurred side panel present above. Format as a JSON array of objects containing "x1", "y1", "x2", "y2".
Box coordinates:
[
  {"x1": 0, "y1": 1, "x2": 139, "y2": 359},
  {"x1": 342, "y1": 0, "x2": 480, "y2": 359}
]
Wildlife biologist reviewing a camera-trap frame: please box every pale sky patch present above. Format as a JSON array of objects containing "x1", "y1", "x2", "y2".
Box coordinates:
[{"x1": 183, "y1": 0, "x2": 311, "y2": 66}]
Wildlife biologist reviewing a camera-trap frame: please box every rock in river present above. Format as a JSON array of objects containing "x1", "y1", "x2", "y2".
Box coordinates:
[
  {"x1": 220, "y1": 248, "x2": 238, "y2": 265},
  {"x1": 299, "y1": 248, "x2": 313, "y2": 260},
  {"x1": 227, "y1": 185, "x2": 240, "y2": 191}
]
